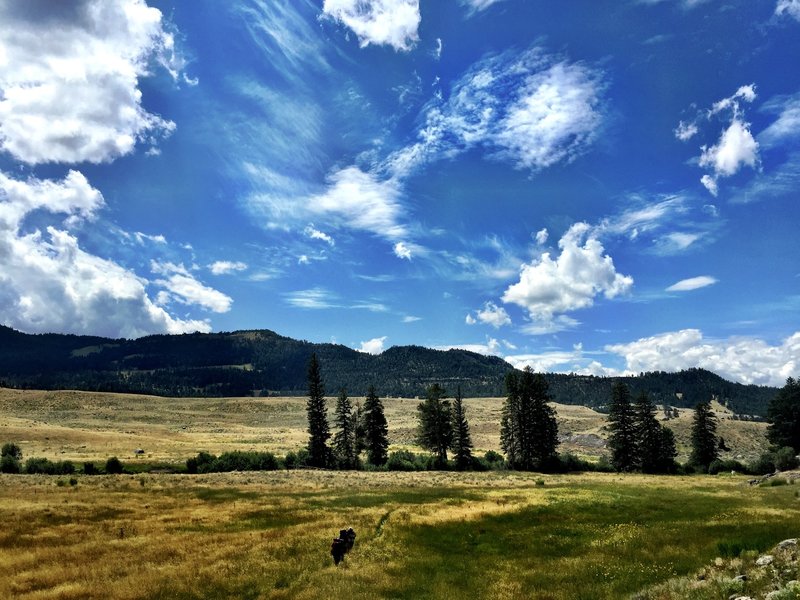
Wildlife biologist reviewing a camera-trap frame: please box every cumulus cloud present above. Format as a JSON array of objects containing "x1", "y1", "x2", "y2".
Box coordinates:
[
  {"x1": 209, "y1": 261, "x2": 248, "y2": 275},
  {"x1": 0, "y1": 0, "x2": 180, "y2": 164},
  {"x1": 151, "y1": 262, "x2": 233, "y2": 313},
  {"x1": 535, "y1": 228, "x2": 549, "y2": 245},
  {"x1": 684, "y1": 84, "x2": 760, "y2": 195},
  {"x1": 665, "y1": 275, "x2": 718, "y2": 292},
  {"x1": 321, "y1": 0, "x2": 420, "y2": 51},
  {"x1": 776, "y1": 0, "x2": 800, "y2": 21},
  {"x1": 606, "y1": 329, "x2": 800, "y2": 386},
  {"x1": 385, "y1": 48, "x2": 607, "y2": 178},
  {"x1": 502, "y1": 222, "x2": 633, "y2": 324},
  {"x1": 393, "y1": 241, "x2": 413, "y2": 259},
  {"x1": 468, "y1": 302, "x2": 511, "y2": 328},
  {"x1": 0, "y1": 171, "x2": 209, "y2": 338},
  {"x1": 358, "y1": 336, "x2": 388, "y2": 354},
  {"x1": 675, "y1": 120, "x2": 698, "y2": 141}
]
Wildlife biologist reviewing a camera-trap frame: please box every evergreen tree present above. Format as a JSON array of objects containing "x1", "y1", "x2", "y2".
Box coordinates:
[
  {"x1": 332, "y1": 388, "x2": 357, "y2": 469},
  {"x1": 767, "y1": 377, "x2": 800, "y2": 452},
  {"x1": 500, "y1": 368, "x2": 558, "y2": 471},
  {"x1": 416, "y1": 383, "x2": 452, "y2": 467},
  {"x1": 689, "y1": 400, "x2": 718, "y2": 471},
  {"x1": 500, "y1": 371, "x2": 522, "y2": 467},
  {"x1": 656, "y1": 426, "x2": 677, "y2": 473},
  {"x1": 608, "y1": 383, "x2": 637, "y2": 472},
  {"x1": 306, "y1": 353, "x2": 331, "y2": 468},
  {"x1": 352, "y1": 401, "x2": 366, "y2": 456},
  {"x1": 364, "y1": 385, "x2": 389, "y2": 466},
  {"x1": 450, "y1": 387, "x2": 473, "y2": 470},
  {"x1": 633, "y1": 392, "x2": 662, "y2": 473}
]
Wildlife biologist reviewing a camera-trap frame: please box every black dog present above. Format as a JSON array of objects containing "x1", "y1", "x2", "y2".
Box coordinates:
[{"x1": 331, "y1": 527, "x2": 356, "y2": 565}]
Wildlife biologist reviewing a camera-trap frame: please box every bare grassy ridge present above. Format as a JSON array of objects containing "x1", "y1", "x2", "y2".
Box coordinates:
[{"x1": 0, "y1": 389, "x2": 769, "y2": 465}]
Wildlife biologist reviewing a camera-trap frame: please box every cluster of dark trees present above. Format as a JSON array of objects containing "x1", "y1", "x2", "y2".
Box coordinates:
[{"x1": 0, "y1": 443, "x2": 124, "y2": 476}]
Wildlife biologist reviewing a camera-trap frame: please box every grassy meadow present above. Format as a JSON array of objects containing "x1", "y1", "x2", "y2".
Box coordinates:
[
  {"x1": 1, "y1": 388, "x2": 794, "y2": 599},
  {"x1": 1, "y1": 470, "x2": 798, "y2": 599}
]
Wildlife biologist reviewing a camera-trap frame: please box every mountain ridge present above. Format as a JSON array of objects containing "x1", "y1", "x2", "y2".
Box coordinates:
[{"x1": 0, "y1": 325, "x2": 777, "y2": 415}]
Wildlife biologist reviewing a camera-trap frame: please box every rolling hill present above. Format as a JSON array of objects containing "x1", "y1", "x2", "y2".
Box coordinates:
[{"x1": 0, "y1": 325, "x2": 778, "y2": 415}]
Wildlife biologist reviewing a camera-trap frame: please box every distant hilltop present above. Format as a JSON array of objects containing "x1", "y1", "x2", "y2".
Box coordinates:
[{"x1": 0, "y1": 325, "x2": 777, "y2": 415}]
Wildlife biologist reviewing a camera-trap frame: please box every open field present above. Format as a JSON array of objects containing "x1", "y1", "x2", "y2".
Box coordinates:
[
  {"x1": 0, "y1": 388, "x2": 770, "y2": 465},
  {"x1": 1, "y1": 470, "x2": 798, "y2": 599}
]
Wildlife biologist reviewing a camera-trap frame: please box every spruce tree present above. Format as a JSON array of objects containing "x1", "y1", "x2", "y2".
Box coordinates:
[
  {"x1": 689, "y1": 400, "x2": 718, "y2": 471},
  {"x1": 500, "y1": 371, "x2": 522, "y2": 468},
  {"x1": 305, "y1": 353, "x2": 331, "y2": 468},
  {"x1": 608, "y1": 382, "x2": 637, "y2": 472},
  {"x1": 352, "y1": 401, "x2": 366, "y2": 456},
  {"x1": 500, "y1": 368, "x2": 558, "y2": 471},
  {"x1": 416, "y1": 383, "x2": 452, "y2": 467},
  {"x1": 656, "y1": 426, "x2": 677, "y2": 473},
  {"x1": 767, "y1": 377, "x2": 800, "y2": 452},
  {"x1": 364, "y1": 385, "x2": 389, "y2": 466},
  {"x1": 332, "y1": 388, "x2": 357, "y2": 469},
  {"x1": 450, "y1": 387, "x2": 473, "y2": 470},
  {"x1": 634, "y1": 392, "x2": 662, "y2": 473}
]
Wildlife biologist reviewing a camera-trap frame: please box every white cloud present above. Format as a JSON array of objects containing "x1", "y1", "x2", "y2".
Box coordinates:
[
  {"x1": 0, "y1": 171, "x2": 209, "y2": 338},
  {"x1": 535, "y1": 228, "x2": 549, "y2": 245},
  {"x1": 0, "y1": 0, "x2": 180, "y2": 164},
  {"x1": 209, "y1": 261, "x2": 248, "y2": 275},
  {"x1": 322, "y1": 0, "x2": 420, "y2": 52},
  {"x1": 402, "y1": 315, "x2": 421, "y2": 323},
  {"x1": 699, "y1": 119, "x2": 760, "y2": 178},
  {"x1": 519, "y1": 315, "x2": 580, "y2": 336},
  {"x1": 358, "y1": 336, "x2": 388, "y2": 354},
  {"x1": 666, "y1": 275, "x2": 718, "y2": 292},
  {"x1": 393, "y1": 241, "x2": 413, "y2": 259},
  {"x1": 151, "y1": 261, "x2": 233, "y2": 313},
  {"x1": 465, "y1": 314, "x2": 477, "y2": 325},
  {"x1": 385, "y1": 48, "x2": 607, "y2": 178},
  {"x1": 506, "y1": 342, "x2": 623, "y2": 376},
  {"x1": 606, "y1": 329, "x2": 800, "y2": 386},
  {"x1": 284, "y1": 288, "x2": 336, "y2": 310},
  {"x1": 436, "y1": 337, "x2": 502, "y2": 357},
  {"x1": 494, "y1": 62, "x2": 606, "y2": 170},
  {"x1": 759, "y1": 93, "x2": 800, "y2": 148},
  {"x1": 502, "y1": 222, "x2": 633, "y2": 323},
  {"x1": 460, "y1": 0, "x2": 507, "y2": 12},
  {"x1": 304, "y1": 225, "x2": 335, "y2": 246},
  {"x1": 776, "y1": 0, "x2": 800, "y2": 21},
  {"x1": 675, "y1": 120, "x2": 698, "y2": 141},
  {"x1": 469, "y1": 302, "x2": 511, "y2": 328},
  {"x1": 700, "y1": 174, "x2": 719, "y2": 196}
]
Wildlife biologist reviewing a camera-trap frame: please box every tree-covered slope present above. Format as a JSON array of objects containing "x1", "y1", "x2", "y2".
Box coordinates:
[{"x1": 0, "y1": 325, "x2": 777, "y2": 415}]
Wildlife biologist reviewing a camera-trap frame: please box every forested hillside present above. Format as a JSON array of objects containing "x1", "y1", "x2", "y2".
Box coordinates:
[{"x1": 0, "y1": 325, "x2": 777, "y2": 414}]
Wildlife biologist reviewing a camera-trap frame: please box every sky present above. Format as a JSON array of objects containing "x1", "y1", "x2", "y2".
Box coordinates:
[{"x1": 0, "y1": 0, "x2": 799, "y2": 387}]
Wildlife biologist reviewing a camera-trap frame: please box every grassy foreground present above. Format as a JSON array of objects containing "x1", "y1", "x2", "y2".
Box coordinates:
[{"x1": 1, "y1": 470, "x2": 798, "y2": 599}]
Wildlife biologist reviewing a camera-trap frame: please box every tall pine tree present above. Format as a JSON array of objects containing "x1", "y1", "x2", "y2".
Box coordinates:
[
  {"x1": 500, "y1": 368, "x2": 558, "y2": 471},
  {"x1": 332, "y1": 387, "x2": 357, "y2": 469},
  {"x1": 767, "y1": 377, "x2": 800, "y2": 452},
  {"x1": 608, "y1": 382, "x2": 637, "y2": 472},
  {"x1": 690, "y1": 400, "x2": 718, "y2": 471},
  {"x1": 352, "y1": 401, "x2": 366, "y2": 457},
  {"x1": 633, "y1": 392, "x2": 662, "y2": 473},
  {"x1": 305, "y1": 353, "x2": 331, "y2": 468},
  {"x1": 450, "y1": 387, "x2": 473, "y2": 470},
  {"x1": 416, "y1": 383, "x2": 452, "y2": 467},
  {"x1": 364, "y1": 385, "x2": 389, "y2": 466}
]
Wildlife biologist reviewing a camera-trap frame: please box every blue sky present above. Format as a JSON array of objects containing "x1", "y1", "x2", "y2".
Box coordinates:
[{"x1": 0, "y1": 0, "x2": 799, "y2": 386}]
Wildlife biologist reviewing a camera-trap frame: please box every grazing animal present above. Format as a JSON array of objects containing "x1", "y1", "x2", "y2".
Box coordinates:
[{"x1": 331, "y1": 527, "x2": 357, "y2": 565}]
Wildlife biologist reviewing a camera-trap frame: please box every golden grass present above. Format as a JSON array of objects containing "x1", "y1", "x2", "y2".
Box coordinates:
[{"x1": 0, "y1": 388, "x2": 769, "y2": 466}]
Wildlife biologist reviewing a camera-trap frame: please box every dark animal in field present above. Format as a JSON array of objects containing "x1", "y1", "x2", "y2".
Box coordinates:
[{"x1": 331, "y1": 527, "x2": 356, "y2": 565}]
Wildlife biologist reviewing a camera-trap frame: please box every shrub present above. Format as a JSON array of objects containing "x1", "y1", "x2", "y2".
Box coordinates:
[
  {"x1": 483, "y1": 450, "x2": 506, "y2": 470},
  {"x1": 105, "y1": 456, "x2": 124, "y2": 474},
  {"x1": 24, "y1": 458, "x2": 75, "y2": 475},
  {"x1": 386, "y1": 450, "x2": 424, "y2": 471},
  {"x1": 1, "y1": 454, "x2": 21, "y2": 473},
  {"x1": 186, "y1": 451, "x2": 216, "y2": 474},
  {"x1": 773, "y1": 446, "x2": 799, "y2": 471},
  {"x1": 83, "y1": 462, "x2": 97, "y2": 475},
  {"x1": 708, "y1": 458, "x2": 747, "y2": 475},
  {"x1": 557, "y1": 452, "x2": 595, "y2": 473},
  {"x1": 1, "y1": 442, "x2": 22, "y2": 461}
]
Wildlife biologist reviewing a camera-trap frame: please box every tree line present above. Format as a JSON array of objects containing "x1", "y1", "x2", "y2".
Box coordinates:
[{"x1": 304, "y1": 353, "x2": 800, "y2": 475}]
